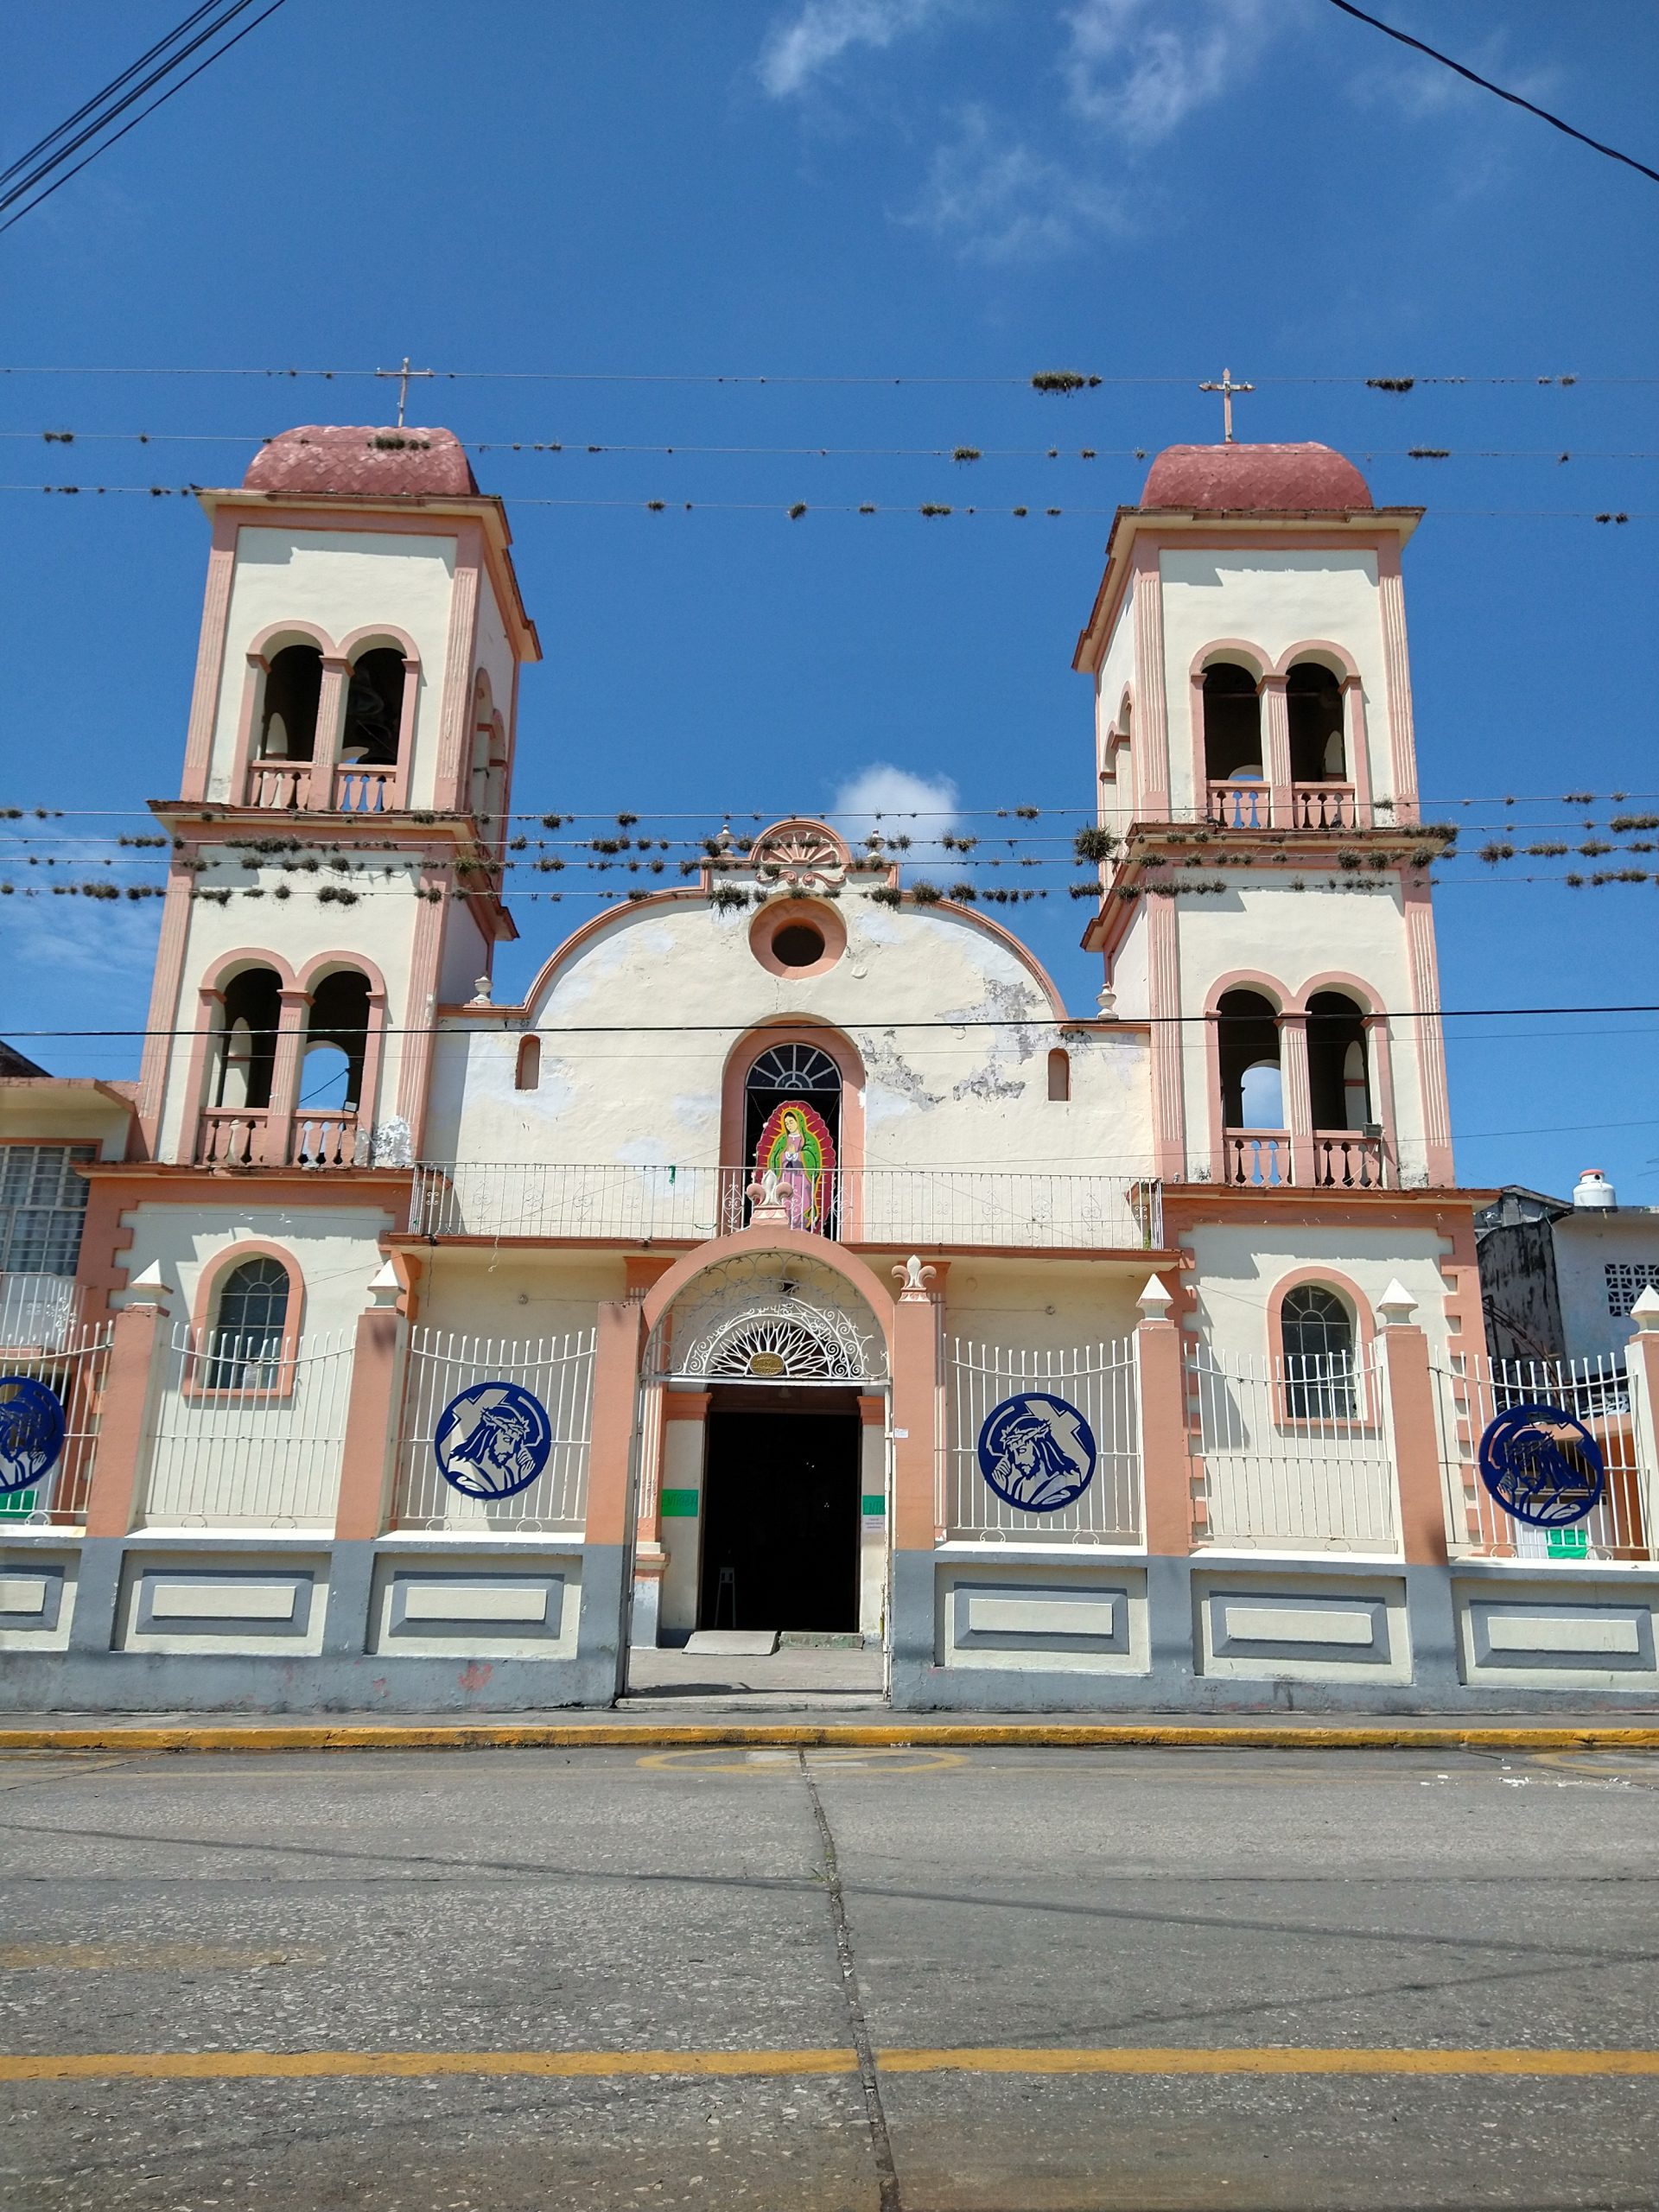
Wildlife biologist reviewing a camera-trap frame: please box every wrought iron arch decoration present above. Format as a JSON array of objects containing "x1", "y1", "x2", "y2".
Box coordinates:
[
  {"x1": 652, "y1": 1252, "x2": 887, "y2": 1385},
  {"x1": 746, "y1": 1044, "x2": 842, "y2": 1095}
]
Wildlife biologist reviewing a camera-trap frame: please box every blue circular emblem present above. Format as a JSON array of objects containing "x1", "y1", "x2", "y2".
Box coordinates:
[
  {"x1": 977, "y1": 1391, "x2": 1096, "y2": 1513},
  {"x1": 1478, "y1": 1402, "x2": 1605, "y2": 1528},
  {"x1": 434, "y1": 1382, "x2": 553, "y2": 1501},
  {"x1": 0, "y1": 1376, "x2": 66, "y2": 1497}
]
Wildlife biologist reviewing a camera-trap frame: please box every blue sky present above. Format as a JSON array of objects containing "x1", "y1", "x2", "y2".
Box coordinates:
[{"x1": 3, "y1": 0, "x2": 1656, "y2": 1198}]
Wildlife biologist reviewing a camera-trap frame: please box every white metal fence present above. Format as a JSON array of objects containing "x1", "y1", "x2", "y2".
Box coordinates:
[
  {"x1": 410, "y1": 1162, "x2": 1162, "y2": 1252},
  {"x1": 944, "y1": 1338, "x2": 1141, "y2": 1542},
  {"x1": 1433, "y1": 1351, "x2": 1655, "y2": 1562},
  {"x1": 0, "y1": 1272, "x2": 83, "y2": 1351},
  {"x1": 393, "y1": 1325, "x2": 595, "y2": 1533},
  {"x1": 1188, "y1": 1341, "x2": 1397, "y2": 1552},
  {"x1": 138, "y1": 1324, "x2": 354, "y2": 1528},
  {"x1": 0, "y1": 1320, "x2": 111, "y2": 1526}
]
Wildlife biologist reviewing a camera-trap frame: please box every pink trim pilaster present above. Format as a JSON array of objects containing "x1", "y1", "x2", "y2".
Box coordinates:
[
  {"x1": 136, "y1": 877, "x2": 196, "y2": 1156},
  {"x1": 1135, "y1": 1313, "x2": 1191, "y2": 1556},
  {"x1": 1261, "y1": 672, "x2": 1292, "y2": 828},
  {"x1": 1281, "y1": 1014, "x2": 1314, "y2": 1188},
  {"x1": 1147, "y1": 894, "x2": 1185, "y2": 1179},
  {"x1": 435, "y1": 529, "x2": 484, "y2": 810},
  {"x1": 633, "y1": 1378, "x2": 665, "y2": 1548},
  {"x1": 891, "y1": 1291, "x2": 941, "y2": 1553},
  {"x1": 583, "y1": 1298, "x2": 645, "y2": 1548},
  {"x1": 307, "y1": 657, "x2": 349, "y2": 811},
  {"x1": 83, "y1": 1297, "x2": 168, "y2": 1538},
  {"x1": 333, "y1": 1306, "x2": 403, "y2": 1540},
  {"x1": 1378, "y1": 1320, "x2": 1447, "y2": 1564},
  {"x1": 395, "y1": 879, "x2": 446, "y2": 1150},
  {"x1": 1403, "y1": 879, "x2": 1455, "y2": 1185},
  {"x1": 178, "y1": 513, "x2": 238, "y2": 803},
  {"x1": 1376, "y1": 545, "x2": 1421, "y2": 826},
  {"x1": 264, "y1": 987, "x2": 310, "y2": 1167},
  {"x1": 1131, "y1": 543, "x2": 1169, "y2": 815},
  {"x1": 1344, "y1": 677, "x2": 1374, "y2": 819}
]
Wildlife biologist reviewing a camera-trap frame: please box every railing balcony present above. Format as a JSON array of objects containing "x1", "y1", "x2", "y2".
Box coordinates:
[
  {"x1": 0, "y1": 1272, "x2": 82, "y2": 1352},
  {"x1": 243, "y1": 760, "x2": 312, "y2": 810},
  {"x1": 410, "y1": 1163, "x2": 1164, "y2": 1252},
  {"x1": 1224, "y1": 1129, "x2": 1293, "y2": 1187},
  {"x1": 239, "y1": 761, "x2": 398, "y2": 812},
  {"x1": 1292, "y1": 781, "x2": 1357, "y2": 831},
  {"x1": 334, "y1": 764, "x2": 397, "y2": 812},
  {"x1": 291, "y1": 1112, "x2": 360, "y2": 1168},
  {"x1": 1206, "y1": 779, "x2": 1271, "y2": 830},
  {"x1": 196, "y1": 1107, "x2": 272, "y2": 1168},
  {"x1": 1313, "y1": 1131, "x2": 1388, "y2": 1189}
]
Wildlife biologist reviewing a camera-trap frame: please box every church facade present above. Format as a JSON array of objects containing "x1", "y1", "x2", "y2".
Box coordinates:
[{"x1": 3, "y1": 423, "x2": 1657, "y2": 1712}]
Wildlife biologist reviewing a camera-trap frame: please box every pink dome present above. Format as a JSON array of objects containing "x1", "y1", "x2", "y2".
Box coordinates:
[
  {"x1": 1141, "y1": 442, "x2": 1372, "y2": 512},
  {"x1": 243, "y1": 425, "x2": 478, "y2": 498}
]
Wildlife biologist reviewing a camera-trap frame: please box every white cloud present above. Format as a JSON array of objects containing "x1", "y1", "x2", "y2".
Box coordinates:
[
  {"x1": 1061, "y1": 0, "x2": 1280, "y2": 144},
  {"x1": 907, "y1": 103, "x2": 1130, "y2": 260},
  {"x1": 830, "y1": 762, "x2": 961, "y2": 871},
  {"x1": 757, "y1": 0, "x2": 954, "y2": 98}
]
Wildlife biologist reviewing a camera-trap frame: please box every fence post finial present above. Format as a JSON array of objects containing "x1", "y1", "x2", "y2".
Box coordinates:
[
  {"x1": 1632, "y1": 1284, "x2": 1659, "y2": 1333},
  {"x1": 1136, "y1": 1274, "x2": 1173, "y2": 1321},
  {"x1": 124, "y1": 1261, "x2": 170, "y2": 1308},
  {"x1": 366, "y1": 1259, "x2": 400, "y2": 1309},
  {"x1": 1376, "y1": 1278, "x2": 1417, "y2": 1327}
]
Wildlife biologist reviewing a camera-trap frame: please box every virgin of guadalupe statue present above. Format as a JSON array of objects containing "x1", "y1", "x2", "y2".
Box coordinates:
[{"x1": 755, "y1": 1099, "x2": 835, "y2": 1232}]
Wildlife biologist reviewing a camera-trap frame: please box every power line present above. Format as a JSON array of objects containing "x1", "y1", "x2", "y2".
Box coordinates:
[
  {"x1": 0, "y1": 365, "x2": 1630, "y2": 387},
  {"x1": 1325, "y1": 0, "x2": 1659, "y2": 187},
  {"x1": 0, "y1": 0, "x2": 290, "y2": 239}
]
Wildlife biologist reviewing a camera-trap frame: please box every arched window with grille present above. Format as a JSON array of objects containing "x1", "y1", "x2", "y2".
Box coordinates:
[
  {"x1": 207, "y1": 1255, "x2": 291, "y2": 1390},
  {"x1": 742, "y1": 1042, "x2": 842, "y2": 1234},
  {"x1": 1280, "y1": 1285, "x2": 1357, "y2": 1419}
]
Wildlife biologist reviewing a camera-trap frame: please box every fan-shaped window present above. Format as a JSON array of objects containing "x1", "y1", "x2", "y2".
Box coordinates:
[
  {"x1": 341, "y1": 648, "x2": 405, "y2": 766},
  {"x1": 1281, "y1": 1285, "x2": 1356, "y2": 1419},
  {"x1": 1287, "y1": 663, "x2": 1345, "y2": 782},
  {"x1": 207, "y1": 1255, "x2": 290, "y2": 1389},
  {"x1": 259, "y1": 645, "x2": 322, "y2": 761},
  {"x1": 1202, "y1": 662, "x2": 1262, "y2": 783}
]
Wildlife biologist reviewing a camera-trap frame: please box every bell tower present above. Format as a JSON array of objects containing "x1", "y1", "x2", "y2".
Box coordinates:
[
  {"x1": 1072, "y1": 440, "x2": 1454, "y2": 1193},
  {"x1": 134, "y1": 424, "x2": 540, "y2": 1171}
]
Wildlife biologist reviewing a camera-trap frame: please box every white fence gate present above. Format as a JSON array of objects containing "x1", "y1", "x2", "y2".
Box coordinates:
[
  {"x1": 1433, "y1": 1351, "x2": 1655, "y2": 1562},
  {"x1": 0, "y1": 1321, "x2": 112, "y2": 1527},
  {"x1": 139, "y1": 1324, "x2": 354, "y2": 1528},
  {"x1": 1188, "y1": 1341, "x2": 1396, "y2": 1552},
  {"x1": 944, "y1": 1338, "x2": 1141, "y2": 1542},
  {"x1": 393, "y1": 1325, "x2": 595, "y2": 1534}
]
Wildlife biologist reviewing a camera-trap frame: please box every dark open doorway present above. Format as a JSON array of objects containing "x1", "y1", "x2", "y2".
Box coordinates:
[{"x1": 699, "y1": 1393, "x2": 861, "y2": 1632}]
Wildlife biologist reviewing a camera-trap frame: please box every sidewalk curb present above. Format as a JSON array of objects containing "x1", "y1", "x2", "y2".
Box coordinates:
[{"x1": 4, "y1": 1722, "x2": 1659, "y2": 1754}]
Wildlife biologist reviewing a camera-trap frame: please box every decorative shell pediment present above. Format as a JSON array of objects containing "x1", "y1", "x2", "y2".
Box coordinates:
[{"x1": 748, "y1": 818, "x2": 850, "y2": 891}]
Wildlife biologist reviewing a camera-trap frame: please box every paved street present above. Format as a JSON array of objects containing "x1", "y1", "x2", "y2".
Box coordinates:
[{"x1": 2, "y1": 1742, "x2": 1657, "y2": 2211}]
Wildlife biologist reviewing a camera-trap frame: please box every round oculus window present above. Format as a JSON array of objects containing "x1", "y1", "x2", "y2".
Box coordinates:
[{"x1": 770, "y1": 921, "x2": 826, "y2": 969}]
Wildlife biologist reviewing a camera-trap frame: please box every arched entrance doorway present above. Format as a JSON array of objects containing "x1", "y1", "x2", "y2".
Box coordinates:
[{"x1": 641, "y1": 1249, "x2": 889, "y2": 1641}]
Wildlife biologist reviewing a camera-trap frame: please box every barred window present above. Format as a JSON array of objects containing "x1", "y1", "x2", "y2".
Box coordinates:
[
  {"x1": 1281, "y1": 1284, "x2": 1357, "y2": 1420},
  {"x1": 207, "y1": 1256, "x2": 290, "y2": 1389},
  {"x1": 0, "y1": 1145, "x2": 95, "y2": 1275},
  {"x1": 1605, "y1": 1262, "x2": 1659, "y2": 1318}
]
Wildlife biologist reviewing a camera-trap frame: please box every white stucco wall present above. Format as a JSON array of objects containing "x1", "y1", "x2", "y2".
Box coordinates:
[
  {"x1": 1159, "y1": 548, "x2": 1389, "y2": 816},
  {"x1": 1552, "y1": 1211, "x2": 1659, "y2": 1361},
  {"x1": 118, "y1": 1201, "x2": 396, "y2": 1339},
  {"x1": 1180, "y1": 1221, "x2": 1452, "y2": 1366},
  {"x1": 206, "y1": 528, "x2": 458, "y2": 810},
  {"x1": 426, "y1": 886, "x2": 1154, "y2": 1181}
]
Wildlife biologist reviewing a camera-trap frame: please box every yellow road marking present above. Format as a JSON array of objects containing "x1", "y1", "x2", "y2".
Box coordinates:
[
  {"x1": 0, "y1": 1943, "x2": 327, "y2": 1972},
  {"x1": 636, "y1": 1746, "x2": 967, "y2": 1775},
  {"x1": 3, "y1": 2046, "x2": 1658, "y2": 2084},
  {"x1": 3, "y1": 1724, "x2": 1659, "y2": 1756}
]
